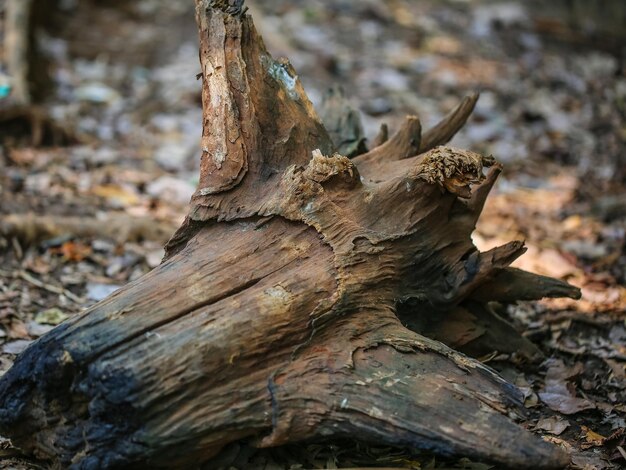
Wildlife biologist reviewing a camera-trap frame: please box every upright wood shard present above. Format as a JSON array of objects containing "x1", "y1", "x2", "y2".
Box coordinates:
[
  {"x1": 190, "y1": 0, "x2": 333, "y2": 221},
  {"x1": 318, "y1": 86, "x2": 368, "y2": 158},
  {"x1": 420, "y1": 93, "x2": 479, "y2": 153}
]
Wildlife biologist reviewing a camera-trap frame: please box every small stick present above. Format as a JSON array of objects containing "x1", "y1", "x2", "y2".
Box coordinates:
[{"x1": 17, "y1": 270, "x2": 84, "y2": 304}]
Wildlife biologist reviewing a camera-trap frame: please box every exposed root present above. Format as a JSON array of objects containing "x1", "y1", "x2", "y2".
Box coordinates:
[
  {"x1": 262, "y1": 312, "x2": 569, "y2": 470},
  {"x1": 420, "y1": 93, "x2": 479, "y2": 153},
  {"x1": 423, "y1": 241, "x2": 527, "y2": 309}
]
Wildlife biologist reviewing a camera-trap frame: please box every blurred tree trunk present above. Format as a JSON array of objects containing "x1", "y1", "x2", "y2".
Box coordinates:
[
  {"x1": 1, "y1": 0, "x2": 74, "y2": 146},
  {"x1": 4, "y1": 0, "x2": 55, "y2": 105},
  {"x1": 5, "y1": 0, "x2": 34, "y2": 105}
]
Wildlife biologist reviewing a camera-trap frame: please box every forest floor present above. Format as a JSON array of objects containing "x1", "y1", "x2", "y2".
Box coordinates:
[{"x1": 1, "y1": 0, "x2": 625, "y2": 469}]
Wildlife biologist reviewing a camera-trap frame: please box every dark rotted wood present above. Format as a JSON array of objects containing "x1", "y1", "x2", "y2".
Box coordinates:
[
  {"x1": 398, "y1": 300, "x2": 544, "y2": 362},
  {"x1": 0, "y1": 1, "x2": 579, "y2": 469},
  {"x1": 318, "y1": 86, "x2": 368, "y2": 158}
]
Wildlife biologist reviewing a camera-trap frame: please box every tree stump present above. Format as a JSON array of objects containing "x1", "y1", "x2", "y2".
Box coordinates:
[{"x1": 0, "y1": 1, "x2": 580, "y2": 468}]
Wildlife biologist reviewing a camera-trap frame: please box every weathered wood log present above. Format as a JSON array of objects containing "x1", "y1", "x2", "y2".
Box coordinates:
[{"x1": 0, "y1": 2, "x2": 580, "y2": 469}]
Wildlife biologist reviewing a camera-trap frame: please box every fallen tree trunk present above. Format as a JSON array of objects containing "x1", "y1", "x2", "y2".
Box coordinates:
[{"x1": 0, "y1": 1, "x2": 580, "y2": 469}]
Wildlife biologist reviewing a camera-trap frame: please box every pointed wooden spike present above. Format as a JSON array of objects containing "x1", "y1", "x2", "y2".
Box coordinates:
[
  {"x1": 379, "y1": 115, "x2": 422, "y2": 159},
  {"x1": 420, "y1": 92, "x2": 479, "y2": 153},
  {"x1": 482, "y1": 240, "x2": 528, "y2": 268},
  {"x1": 358, "y1": 115, "x2": 421, "y2": 160},
  {"x1": 470, "y1": 267, "x2": 582, "y2": 302}
]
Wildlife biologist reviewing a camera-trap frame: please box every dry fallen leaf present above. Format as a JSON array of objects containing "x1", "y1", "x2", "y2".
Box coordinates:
[
  {"x1": 536, "y1": 416, "x2": 570, "y2": 436},
  {"x1": 6, "y1": 319, "x2": 29, "y2": 339},
  {"x1": 542, "y1": 435, "x2": 574, "y2": 451},
  {"x1": 50, "y1": 241, "x2": 93, "y2": 262},
  {"x1": 91, "y1": 184, "x2": 140, "y2": 207},
  {"x1": 35, "y1": 308, "x2": 69, "y2": 326},
  {"x1": 539, "y1": 359, "x2": 596, "y2": 415},
  {"x1": 580, "y1": 425, "x2": 606, "y2": 449}
]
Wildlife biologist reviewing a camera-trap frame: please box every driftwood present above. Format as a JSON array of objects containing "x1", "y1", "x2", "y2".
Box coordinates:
[{"x1": 0, "y1": 2, "x2": 581, "y2": 469}]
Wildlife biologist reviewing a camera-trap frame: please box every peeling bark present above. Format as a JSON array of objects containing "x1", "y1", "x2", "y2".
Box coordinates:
[{"x1": 0, "y1": 2, "x2": 579, "y2": 469}]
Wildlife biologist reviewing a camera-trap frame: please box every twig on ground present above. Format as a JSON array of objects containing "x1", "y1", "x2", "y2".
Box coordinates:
[{"x1": 0, "y1": 269, "x2": 84, "y2": 304}]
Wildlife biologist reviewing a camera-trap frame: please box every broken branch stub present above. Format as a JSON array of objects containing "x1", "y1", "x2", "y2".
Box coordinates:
[
  {"x1": 0, "y1": 2, "x2": 578, "y2": 469},
  {"x1": 318, "y1": 86, "x2": 368, "y2": 158}
]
